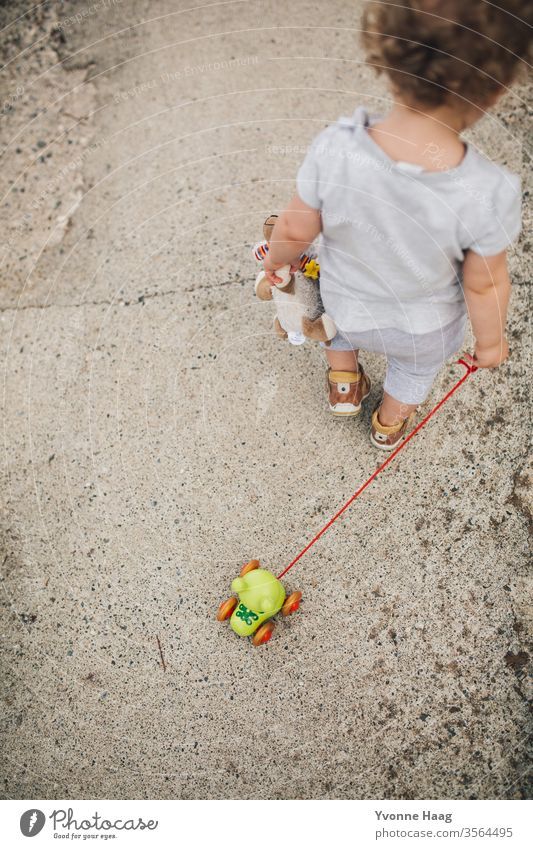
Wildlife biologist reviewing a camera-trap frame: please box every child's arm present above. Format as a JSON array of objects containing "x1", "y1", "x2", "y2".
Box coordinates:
[
  {"x1": 463, "y1": 249, "x2": 511, "y2": 368},
  {"x1": 263, "y1": 195, "x2": 321, "y2": 284}
]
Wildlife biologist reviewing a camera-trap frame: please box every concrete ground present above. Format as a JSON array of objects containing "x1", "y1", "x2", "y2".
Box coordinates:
[{"x1": 0, "y1": 0, "x2": 531, "y2": 800}]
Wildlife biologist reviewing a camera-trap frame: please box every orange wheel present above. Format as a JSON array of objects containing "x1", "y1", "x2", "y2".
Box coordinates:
[
  {"x1": 239, "y1": 558, "x2": 260, "y2": 577},
  {"x1": 217, "y1": 597, "x2": 238, "y2": 621},
  {"x1": 252, "y1": 621, "x2": 275, "y2": 646},
  {"x1": 282, "y1": 591, "x2": 302, "y2": 617}
]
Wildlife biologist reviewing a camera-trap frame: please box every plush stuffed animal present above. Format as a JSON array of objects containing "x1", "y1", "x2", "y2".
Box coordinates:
[{"x1": 253, "y1": 215, "x2": 336, "y2": 346}]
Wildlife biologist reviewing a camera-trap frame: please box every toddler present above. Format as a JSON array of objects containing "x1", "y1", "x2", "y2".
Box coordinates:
[{"x1": 263, "y1": 0, "x2": 530, "y2": 449}]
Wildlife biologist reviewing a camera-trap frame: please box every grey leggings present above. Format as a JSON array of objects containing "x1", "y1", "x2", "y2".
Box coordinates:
[{"x1": 325, "y1": 313, "x2": 467, "y2": 404}]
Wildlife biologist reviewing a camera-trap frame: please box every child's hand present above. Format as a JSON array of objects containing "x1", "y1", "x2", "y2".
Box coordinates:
[
  {"x1": 263, "y1": 255, "x2": 298, "y2": 285},
  {"x1": 472, "y1": 338, "x2": 509, "y2": 368}
]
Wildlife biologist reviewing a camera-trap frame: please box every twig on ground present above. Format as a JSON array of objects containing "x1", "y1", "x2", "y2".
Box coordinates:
[{"x1": 156, "y1": 635, "x2": 166, "y2": 672}]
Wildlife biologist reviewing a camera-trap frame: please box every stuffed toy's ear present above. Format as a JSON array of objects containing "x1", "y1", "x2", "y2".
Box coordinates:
[{"x1": 263, "y1": 214, "x2": 278, "y2": 241}]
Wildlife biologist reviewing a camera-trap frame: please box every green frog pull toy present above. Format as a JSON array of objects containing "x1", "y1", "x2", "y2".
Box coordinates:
[{"x1": 217, "y1": 560, "x2": 302, "y2": 646}]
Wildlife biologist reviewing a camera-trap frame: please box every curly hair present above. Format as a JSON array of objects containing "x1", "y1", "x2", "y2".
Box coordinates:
[{"x1": 361, "y1": 0, "x2": 533, "y2": 108}]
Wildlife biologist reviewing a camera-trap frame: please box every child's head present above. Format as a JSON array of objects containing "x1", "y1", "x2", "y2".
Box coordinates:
[{"x1": 362, "y1": 0, "x2": 532, "y2": 114}]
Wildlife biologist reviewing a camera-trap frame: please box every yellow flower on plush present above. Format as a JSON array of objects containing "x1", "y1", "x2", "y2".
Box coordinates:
[{"x1": 303, "y1": 258, "x2": 320, "y2": 280}]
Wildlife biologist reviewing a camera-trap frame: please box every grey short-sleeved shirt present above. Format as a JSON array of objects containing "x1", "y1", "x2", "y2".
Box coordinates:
[{"x1": 297, "y1": 107, "x2": 521, "y2": 334}]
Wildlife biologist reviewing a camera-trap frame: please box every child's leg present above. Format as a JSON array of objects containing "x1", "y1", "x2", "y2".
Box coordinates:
[
  {"x1": 376, "y1": 316, "x2": 466, "y2": 431},
  {"x1": 377, "y1": 391, "x2": 417, "y2": 427},
  {"x1": 371, "y1": 357, "x2": 435, "y2": 450},
  {"x1": 326, "y1": 348, "x2": 359, "y2": 371}
]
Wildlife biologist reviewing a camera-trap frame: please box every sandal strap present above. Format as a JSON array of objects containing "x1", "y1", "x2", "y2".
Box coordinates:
[
  {"x1": 328, "y1": 368, "x2": 363, "y2": 384},
  {"x1": 372, "y1": 407, "x2": 410, "y2": 435}
]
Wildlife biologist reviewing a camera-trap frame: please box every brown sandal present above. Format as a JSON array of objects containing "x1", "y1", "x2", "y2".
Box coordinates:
[{"x1": 327, "y1": 365, "x2": 371, "y2": 416}]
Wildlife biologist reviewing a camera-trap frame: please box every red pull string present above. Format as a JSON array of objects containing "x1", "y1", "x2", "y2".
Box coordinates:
[{"x1": 277, "y1": 358, "x2": 477, "y2": 580}]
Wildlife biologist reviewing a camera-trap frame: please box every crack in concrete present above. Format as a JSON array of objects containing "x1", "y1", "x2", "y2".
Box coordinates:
[
  {"x1": 507, "y1": 462, "x2": 533, "y2": 536},
  {"x1": 0, "y1": 278, "x2": 241, "y2": 315}
]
